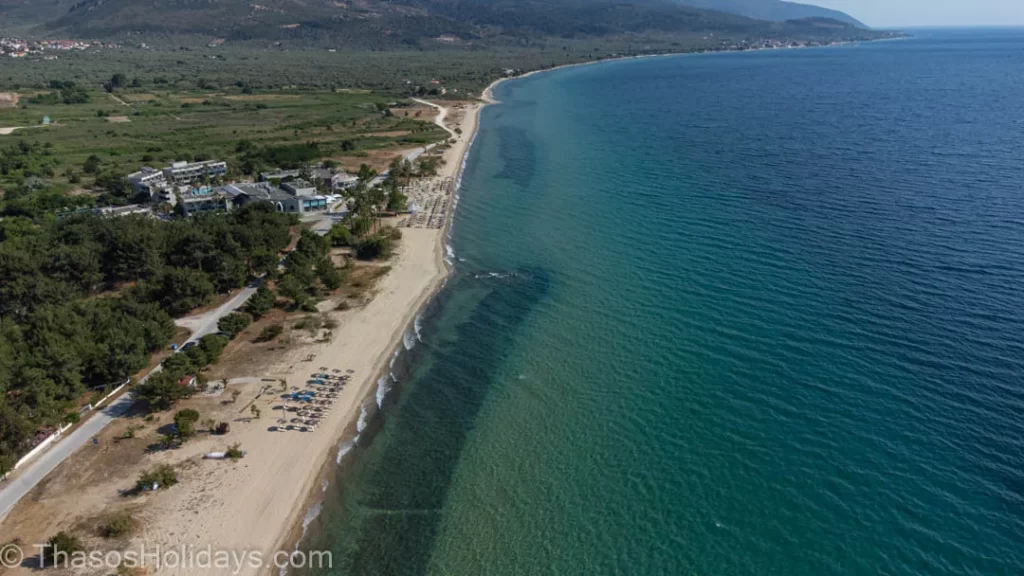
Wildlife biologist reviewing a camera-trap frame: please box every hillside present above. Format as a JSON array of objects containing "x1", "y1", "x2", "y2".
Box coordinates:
[
  {"x1": 1, "y1": 0, "x2": 879, "y2": 45},
  {"x1": 676, "y1": 0, "x2": 865, "y2": 27}
]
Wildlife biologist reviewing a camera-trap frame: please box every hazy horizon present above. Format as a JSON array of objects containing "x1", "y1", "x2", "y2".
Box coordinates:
[{"x1": 808, "y1": 0, "x2": 1024, "y2": 28}]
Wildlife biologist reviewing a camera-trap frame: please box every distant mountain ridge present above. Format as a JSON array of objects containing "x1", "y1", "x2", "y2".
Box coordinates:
[
  {"x1": 0, "y1": 0, "x2": 875, "y2": 45},
  {"x1": 675, "y1": 0, "x2": 865, "y2": 27}
]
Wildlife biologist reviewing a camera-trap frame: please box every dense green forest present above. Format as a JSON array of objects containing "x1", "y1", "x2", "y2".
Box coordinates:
[{"x1": 0, "y1": 203, "x2": 296, "y2": 473}]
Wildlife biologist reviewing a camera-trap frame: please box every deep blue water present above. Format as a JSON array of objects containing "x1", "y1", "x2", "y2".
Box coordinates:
[{"x1": 308, "y1": 29, "x2": 1024, "y2": 575}]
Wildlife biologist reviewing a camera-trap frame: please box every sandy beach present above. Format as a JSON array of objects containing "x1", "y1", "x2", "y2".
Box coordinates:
[
  {"x1": 153, "y1": 97, "x2": 486, "y2": 574},
  {"x1": 0, "y1": 98, "x2": 484, "y2": 576}
]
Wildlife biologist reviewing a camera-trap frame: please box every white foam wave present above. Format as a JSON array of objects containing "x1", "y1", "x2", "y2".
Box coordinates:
[
  {"x1": 375, "y1": 375, "x2": 392, "y2": 408},
  {"x1": 403, "y1": 328, "x2": 417, "y2": 350},
  {"x1": 302, "y1": 502, "x2": 322, "y2": 532},
  {"x1": 357, "y1": 402, "x2": 371, "y2": 433},
  {"x1": 321, "y1": 479, "x2": 329, "y2": 492},
  {"x1": 336, "y1": 439, "x2": 355, "y2": 464},
  {"x1": 414, "y1": 314, "x2": 424, "y2": 342},
  {"x1": 279, "y1": 500, "x2": 324, "y2": 576}
]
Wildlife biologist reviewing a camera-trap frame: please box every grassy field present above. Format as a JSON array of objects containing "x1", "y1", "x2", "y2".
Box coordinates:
[
  {"x1": 0, "y1": 38, "x2": 715, "y2": 94},
  {"x1": 0, "y1": 85, "x2": 447, "y2": 196}
]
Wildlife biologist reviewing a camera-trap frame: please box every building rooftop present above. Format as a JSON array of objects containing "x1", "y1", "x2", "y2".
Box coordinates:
[{"x1": 220, "y1": 182, "x2": 274, "y2": 200}]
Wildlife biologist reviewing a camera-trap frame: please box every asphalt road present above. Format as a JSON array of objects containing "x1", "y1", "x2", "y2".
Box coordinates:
[{"x1": 0, "y1": 280, "x2": 263, "y2": 521}]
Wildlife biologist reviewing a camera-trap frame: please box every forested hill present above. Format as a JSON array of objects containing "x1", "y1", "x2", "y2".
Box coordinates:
[
  {"x1": 675, "y1": 0, "x2": 865, "y2": 28},
  {"x1": 0, "y1": 0, "x2": 880, "y2": 46}
]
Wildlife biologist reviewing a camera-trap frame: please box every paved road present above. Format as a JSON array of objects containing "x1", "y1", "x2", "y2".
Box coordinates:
[
  {"x1": 0, "y1": 280, "x2": 264, "y2": 521},
  {"x1": 174, "y1": 278, "x2": 263, "y2": 343},
  {"x1": 0, "y1": 393, "x2": 133, "y2": 520}
]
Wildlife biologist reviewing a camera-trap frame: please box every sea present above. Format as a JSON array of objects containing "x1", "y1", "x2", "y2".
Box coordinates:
[{"x1": 303, "y1": 28, "x2": 1024, "y2": 576}]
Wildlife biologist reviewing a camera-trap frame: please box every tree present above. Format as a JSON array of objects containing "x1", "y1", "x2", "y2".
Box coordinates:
[
  {"x1": 355, "y1": 233, "x2": 395, "y2": 260},
  {"x1": 161, "y1": 352, "x2": 194, "y2": 376},
  {"x1": 250, "y1": 405, "x2": 261, "y2": 419},
  {"x1": 276, "y1": 274, "x2": 308, "y2": 308},
  {"x1": 418, "y1": 157, "x2": 439, "y2": 176},
  {"x1": 43, "y1": 532, "x2": 84, "y2": 565},
  {"x1": 82, "y1": 155, "x2": 102, "y2": 174},
  {"x1": 135, "y1": 371, "x2": 191, "y2": 411},
  {"x1": 144, "y1": 268, "x2": 215, "y2": 317},
  {"x1": 330, "y1": 222, "x2": 353, "y2": 247},
  {"x1": 173, "y1": 408, "x2": 200, "y2": 438},
  {"x1": 230, "y1": 389, "x2": 241, "y2": 404},
  {"x1": 386, "y1": 186, "x2": 408, "y2": 212},
  {"x1": 388, "y1": 156, "x2": 414, "y2": 185},
  {"x1": 356, "y1": 163, "x2": 377, "y2": 184},
  {"x1": 245, "y1": 286, "x2": 276, "y2": 318},
  {"x1": 218, "y1": 312, "x2": 252, "y2": 339},
  {"x1": 317, "y1": 258, "x2": 344, "y2": 290},
  {"x1": 198, "y1": 334, "x2": 228, "y2": 364},
  {"x1": 104, "y1": 73, "x2": 129, "y2": 92}
]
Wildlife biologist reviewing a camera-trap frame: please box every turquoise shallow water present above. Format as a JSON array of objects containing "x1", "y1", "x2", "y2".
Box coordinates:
[{"x1": 307, "y1": 29, "x2": 1024, "y2": 575}]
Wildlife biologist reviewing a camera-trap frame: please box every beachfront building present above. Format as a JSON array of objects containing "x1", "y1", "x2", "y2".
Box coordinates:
[
  {"x1": 260, "y1": 167, "x2": 358, "y2": 191},
  {"x1": 128, "y1": 160, "x2": 228, "y2": 199},
  {"x1": 326, "y1": 171, "x2": 358, "y2": 190},
  {"x1": 163, "y1": 160, "x2": 227, "y2": 185},
  {"x1": 178, "y1": 193, "x2": 231, "y2": 216},
  {"x1": 220, "y1": 182, "x2": 330, "y2": 214},
  {"x1": 128, "y1": 167, "x2": 167, "y2": 196}
]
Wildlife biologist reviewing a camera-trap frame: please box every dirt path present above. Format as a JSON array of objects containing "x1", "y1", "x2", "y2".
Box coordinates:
[{"x1": 107, "y1": 93, "x2": 132, "y2": 108}]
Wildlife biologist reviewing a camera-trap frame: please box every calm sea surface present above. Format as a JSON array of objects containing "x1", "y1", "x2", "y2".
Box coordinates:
[{"x1": 307, "y1": 29, "x2": 1024, "y2": 576}]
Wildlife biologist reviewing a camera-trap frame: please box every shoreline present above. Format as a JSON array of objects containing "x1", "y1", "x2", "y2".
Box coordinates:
[
  {"x1": 269, "y1": 95, "x2": 488, "y2": 570},
  {"x1": 272, "y1": 39, "x2": 860, "y2": 561},
  {"x1": 481, "y1": 35, "x2": 903, "y2": 102}
]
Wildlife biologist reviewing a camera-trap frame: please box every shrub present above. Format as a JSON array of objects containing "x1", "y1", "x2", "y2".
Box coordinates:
[
  {"x1": 218, "y1": 312, "x2": 252, "y2": 339},
  {"x1": 101, "y1": 512, "x2": 135, "y2": 538},
  {"x1": 173, "y1": 409, "x2": 200, "y2": 438},
  {"x1": 355, "y1": 234, "x2": 393, "y2": 260},
  {"x1": 330, "y1": 223, "x2": 353, "y2": 247},
  {"x1": 246, "y1": 286, "x2": 277, "y2": 319},
  {"x1": 226, "y1": 443, "x2": 244, "y2": 460},
  {"x1": 136, "y1": 464, "x2": 177, "y2": 491},
  {"x1": 64, "y1": 411, "x2": 81, "y2": 425},
  {"x1": 199, "y1": 334, "x2": 229, "y2": 364},
  {"x1": 257, "y1": 324, "x2": 283, "y2": 342},
  {"x1": 215, "y1": 422, "x2": 230, "y2": 435},
  {"x1": 43, "y1": 532, "x2": 84, "y2": 564}
]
